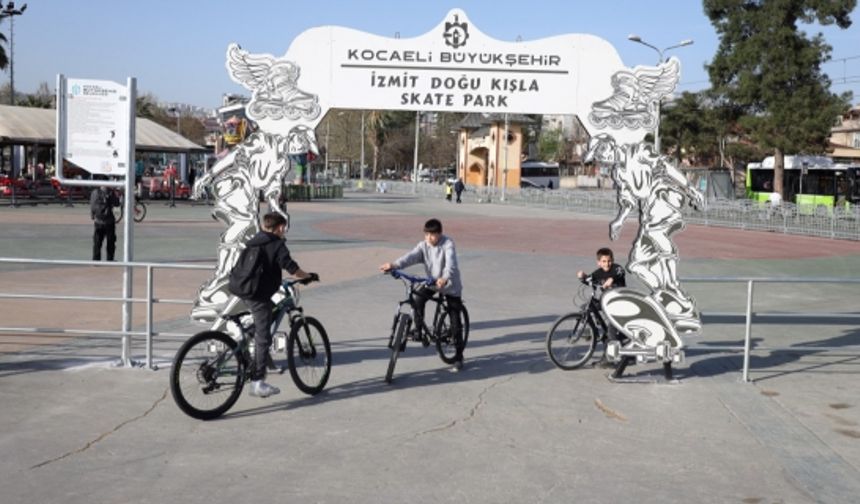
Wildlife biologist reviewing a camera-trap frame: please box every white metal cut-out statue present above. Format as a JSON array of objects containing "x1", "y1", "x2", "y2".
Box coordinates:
[
  {"x1": 585, "y1": 56, "x2": 701, "y2": 371},
  {"x1": 586, "y1": 134, "x2": 704, "y2": 335},
  {"x1": 589, "y1": 58, "x2": 680, "y2": 130},
  {"x1": 190, "y1": 45, "x2": 321, "y2": 322}
]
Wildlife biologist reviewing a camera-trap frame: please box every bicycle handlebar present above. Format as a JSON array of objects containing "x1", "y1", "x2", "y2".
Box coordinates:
[
  {"x1": 387, "y1": 269, "x2": 435, "y2": 286},
  {"x1": 283, "y1": 275, "x2": 319, "y2": 288}
]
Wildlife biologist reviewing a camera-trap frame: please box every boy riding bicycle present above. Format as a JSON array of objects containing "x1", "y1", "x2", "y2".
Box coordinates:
[
  {"x1": 576, "y1": 247, "x2": 632, "y2": 376},
  {"x1": 380, "y1": 218, "x2": 465, "y2": 371},
  {"x1": 231, "y1": 212, "x2": 318, "y2": 398}
]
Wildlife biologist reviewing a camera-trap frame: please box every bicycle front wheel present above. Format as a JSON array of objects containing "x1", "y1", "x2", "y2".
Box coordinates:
[
  {"x1": 546, "y1": 312, "x2": 597, "y2": 370},
  {"x1": 287, "y1": 316, "x2": 332, "y2": 395},
  {"x1": 170, "y1": 331, "x2": 246, "y2": 420},
  {"x1": 133, "y1": 202, "x2": 147, "y2": 222},
  {"x1": 385, "y1": 313, "x2": 410, "y2": 384}
]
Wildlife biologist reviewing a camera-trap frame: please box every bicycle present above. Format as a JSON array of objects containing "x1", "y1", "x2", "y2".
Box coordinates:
[
  {"x1": 546, "y1": 275, "x2": 684, "y2": 379},
  {"x1": 113, "y1": 190, "x2": 147, "y2": 223},
  {"x1": 545, "y1": 276, "x2": 612, "y2": 370},
  {"x1": 170, "y1": 277, "x2": 331, "y2": 420},
  {"x1": 384, "y1": 269, "x2": 470, "y2": 383}
]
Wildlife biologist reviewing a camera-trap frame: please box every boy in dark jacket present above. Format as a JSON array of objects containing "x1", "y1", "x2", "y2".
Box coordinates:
[
  {"x1": 90, "y1": 185, "x2": 120, "y2": 261},
  {"x1": 577, "y1": 247, "x2": 630, "y2": 374},
  {"x1": 239, "y1": 212, "x2": 317, "y2": 398}
]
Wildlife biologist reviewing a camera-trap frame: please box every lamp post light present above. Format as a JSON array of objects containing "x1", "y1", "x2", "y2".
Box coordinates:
[
  {"x1": 168, "y1": 106, "x2": 181, "y2": 135},
  {"x1": 1, "y1": 2, "x2": 27, "y2": 106},
  {"x1": 626, "y1": 34, "x2": 693, "y2": 153}
]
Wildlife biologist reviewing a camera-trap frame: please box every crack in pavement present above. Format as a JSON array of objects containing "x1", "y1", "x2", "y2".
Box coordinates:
[
  {"x1": 29, "y1": 388, "x2": 169, "y2": 470},
  {"x1": 412, "y1": 376, "x2": 515, "y2": 439}
]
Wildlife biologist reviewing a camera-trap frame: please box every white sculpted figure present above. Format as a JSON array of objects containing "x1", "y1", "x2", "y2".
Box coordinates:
[
  {"x1": 190, "y1": 44, "x2": 322, "y2": 322},
  {"x1": 586, "y1": 134, "x2": 704, "y2": 334}
]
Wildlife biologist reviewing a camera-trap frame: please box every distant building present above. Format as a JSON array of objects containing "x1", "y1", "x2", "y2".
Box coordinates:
[
  {"x1": 455, "y1": 113, "x2": 533, "y2": 188},
  {"x1": 829, "y1": 105, "x2": 860, "y2": 164}
]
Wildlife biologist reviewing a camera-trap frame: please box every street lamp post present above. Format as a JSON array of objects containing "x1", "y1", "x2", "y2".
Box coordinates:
[
  {"x1": 360, "y1": 111, "x2": 365, "y2": 187},
  {"x1": 1, "y1": 2, "x2": 27, "y2": 106},
  {"x1": 627, "y1": 34, "x2": 693, "y2": 153},
  {"x1": 168, "y1": 106, "x2": 181, "y2": 135},
  {"x1": 412, "y1": 111, "x2": 420, "y2": 194}
]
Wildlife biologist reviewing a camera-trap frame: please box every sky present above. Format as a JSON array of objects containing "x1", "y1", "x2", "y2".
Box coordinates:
[{"x1": 6, "y1": 0, "x2": 860, "y2": 110}]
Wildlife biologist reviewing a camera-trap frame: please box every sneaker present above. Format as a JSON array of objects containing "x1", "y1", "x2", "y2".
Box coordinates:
[
  {"x1": 449, "y1": 361, "x2": 463, "y2": 373},
  {"x1": 249, "y1": 380, "x2": 281, "y2": 398}
]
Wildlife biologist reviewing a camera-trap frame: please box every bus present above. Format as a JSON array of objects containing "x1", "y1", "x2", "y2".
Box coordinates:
[
  {"x1": 520, "y1": 160, "x2": 560, "y2": 189},
  {"x1": 746, "y1": 155, "x2": 859, "y2": 210}
]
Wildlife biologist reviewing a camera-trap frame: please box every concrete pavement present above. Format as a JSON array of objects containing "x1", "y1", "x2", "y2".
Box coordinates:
[{"x1": 1, "y1": 192, "x2": 860, "y2": 503}]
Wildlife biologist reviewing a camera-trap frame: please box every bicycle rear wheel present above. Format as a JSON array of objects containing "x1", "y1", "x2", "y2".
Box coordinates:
[
  {"x1": 133, "y1": 202, "x2": 147, "y2": 222},
  {"x1": 434, "y1": 306, "x2": 467, "y2": 364},
  {"x1": 385, "y1": 313, "x2": 410, "y2": 384},
  {"x1": 287, "y1": 316, "x2": 332, "y2": 395},
  {"x1": 170, "y1": 331, "x2": 246, "y2": 420},
  {"x1": 546, "y1": 312, "x2": 597, "y2": 370}
]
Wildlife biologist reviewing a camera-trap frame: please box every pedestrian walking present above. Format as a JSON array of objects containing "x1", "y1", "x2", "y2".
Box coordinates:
[{"x1": 89, "y1": 185, "x2": 120, "y2": 261}]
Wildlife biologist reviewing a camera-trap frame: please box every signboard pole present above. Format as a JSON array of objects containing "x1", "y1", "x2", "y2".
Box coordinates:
[{"x1": 120, "y1": 77, "x2": 137, "y2": 367}]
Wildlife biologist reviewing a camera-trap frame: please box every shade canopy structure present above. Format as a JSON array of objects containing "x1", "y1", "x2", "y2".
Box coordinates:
[{"x1": 0, "y1": 105, "x2": 206, "y2": 153}]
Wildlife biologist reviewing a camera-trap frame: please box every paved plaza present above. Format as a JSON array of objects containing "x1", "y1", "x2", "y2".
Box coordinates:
[{"x1": 1, "y1": 192, "x2": 860, "y2": 503}]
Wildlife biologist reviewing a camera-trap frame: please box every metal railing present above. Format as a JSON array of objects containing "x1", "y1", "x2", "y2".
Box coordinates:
[
  {"x1": 0, "y1": 257, "x2": 210, "y2": 369},
  {"x1": 1, "y1": 257, "x2": 859, "y2": 382},
  {"x1": 378, "y1": 181, "x2": 860, "y2": 241},
  {"x1": 683, "y1": 276, "x2": 860, "y2": 382}
]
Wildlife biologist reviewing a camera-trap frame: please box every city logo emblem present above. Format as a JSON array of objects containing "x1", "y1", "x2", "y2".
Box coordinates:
[{"x1": 443, "y1": 14, "x2": 469, "y2": 49}]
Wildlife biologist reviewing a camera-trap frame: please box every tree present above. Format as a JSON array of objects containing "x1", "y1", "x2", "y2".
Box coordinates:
[
  {"x1": 18, "y1": 82, "x2": 54, "y2": 108},
  {"x1": 365, "y1": 110, "x2": 413, "y2": 179},
  {"x1": 0, "y1": 21, "x2": 7, "y2": 70},
  {"x1": 136, "y1": 93, "x2": 162, "y2": 119},
  {"x1": 705, "y1": 0, "x2": 855, "y2": 198}
]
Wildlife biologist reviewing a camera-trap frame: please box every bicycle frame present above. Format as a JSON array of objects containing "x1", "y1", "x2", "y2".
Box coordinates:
[
  {"x1": 576, "y1": 281, "x2": 611, "y2": 349},
  {"x1": 389, "y1": 270, "x2": 448, "y2": 345}
]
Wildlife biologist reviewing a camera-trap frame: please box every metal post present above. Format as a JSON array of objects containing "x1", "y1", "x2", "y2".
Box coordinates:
[
  {"x1": 325, "y1": 118, "x2": 330, "y2": 176},
  {"x1": 120, "y1": 77, "x2": 137, "y2": 367},
  {"x1": 360, "y1": 111, "x2": 366, "y2": 188},
  {"x1": 8, "y1": 13, "x2": 13, "y2": 105},
  {"x1": 501, "y1": 114, "x2": 509, "y2": 202},
  {"x1": 146, "y1": 265, "x2": 154, "y2": 370},
  {"x1": 169, "y1": 177, "x2": 176, "y2": 207},
  {"x1": 412, "y1": 111, "x2": 420, "y2": 194},
  {"x1": 742, "y1": 280, "x2": 754, "y2": 383}
]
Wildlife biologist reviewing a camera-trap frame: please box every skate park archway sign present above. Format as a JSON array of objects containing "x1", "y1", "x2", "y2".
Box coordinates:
[{"x1": 225, "y1": 8, "x2": 680, "y2": 146}]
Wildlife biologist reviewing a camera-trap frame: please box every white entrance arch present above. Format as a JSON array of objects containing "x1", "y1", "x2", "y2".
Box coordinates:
[{"x1": 194, "y1": 9, "x2": 703, "y2": 355}]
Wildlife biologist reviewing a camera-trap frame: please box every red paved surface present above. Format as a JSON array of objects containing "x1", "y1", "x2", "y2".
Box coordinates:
[{"x1": 315, "y1": 215, "x2": 860, "y2": 259}]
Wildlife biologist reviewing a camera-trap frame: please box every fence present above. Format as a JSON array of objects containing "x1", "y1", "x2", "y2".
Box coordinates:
[
  {"x1": 378, "y1": 181, "x2": 860, "y2": 241},
  {"x1": 2, "y1": 257, "x2": 858, "y2": 382},
  {"x1": 0, "y1": 257, "x2": 209, "y2": 370}
]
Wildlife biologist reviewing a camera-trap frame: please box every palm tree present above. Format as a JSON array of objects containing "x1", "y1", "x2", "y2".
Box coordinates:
[
  {"x1": 365, "y1": 110, "x2": 389, "y2": 180},
  {"x1": 365, "y1": 110, "x2": 414, "y2": 179},
  {"x1": 0, "y1": 29, "x2": 8, "y2": 70}
]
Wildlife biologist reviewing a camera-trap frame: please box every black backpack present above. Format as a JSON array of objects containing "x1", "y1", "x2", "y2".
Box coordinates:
[
  {"x1": 92, "y1": 190, "x2": 113, "y2": 223},
  {"x1": 228, "y1": 245, "x2": 267, "y2": 299}
]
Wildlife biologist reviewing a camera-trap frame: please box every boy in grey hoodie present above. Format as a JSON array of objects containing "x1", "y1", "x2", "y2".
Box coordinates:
[{"x1": 380, "y1": 218, "x2": 465, "y2": 370}]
